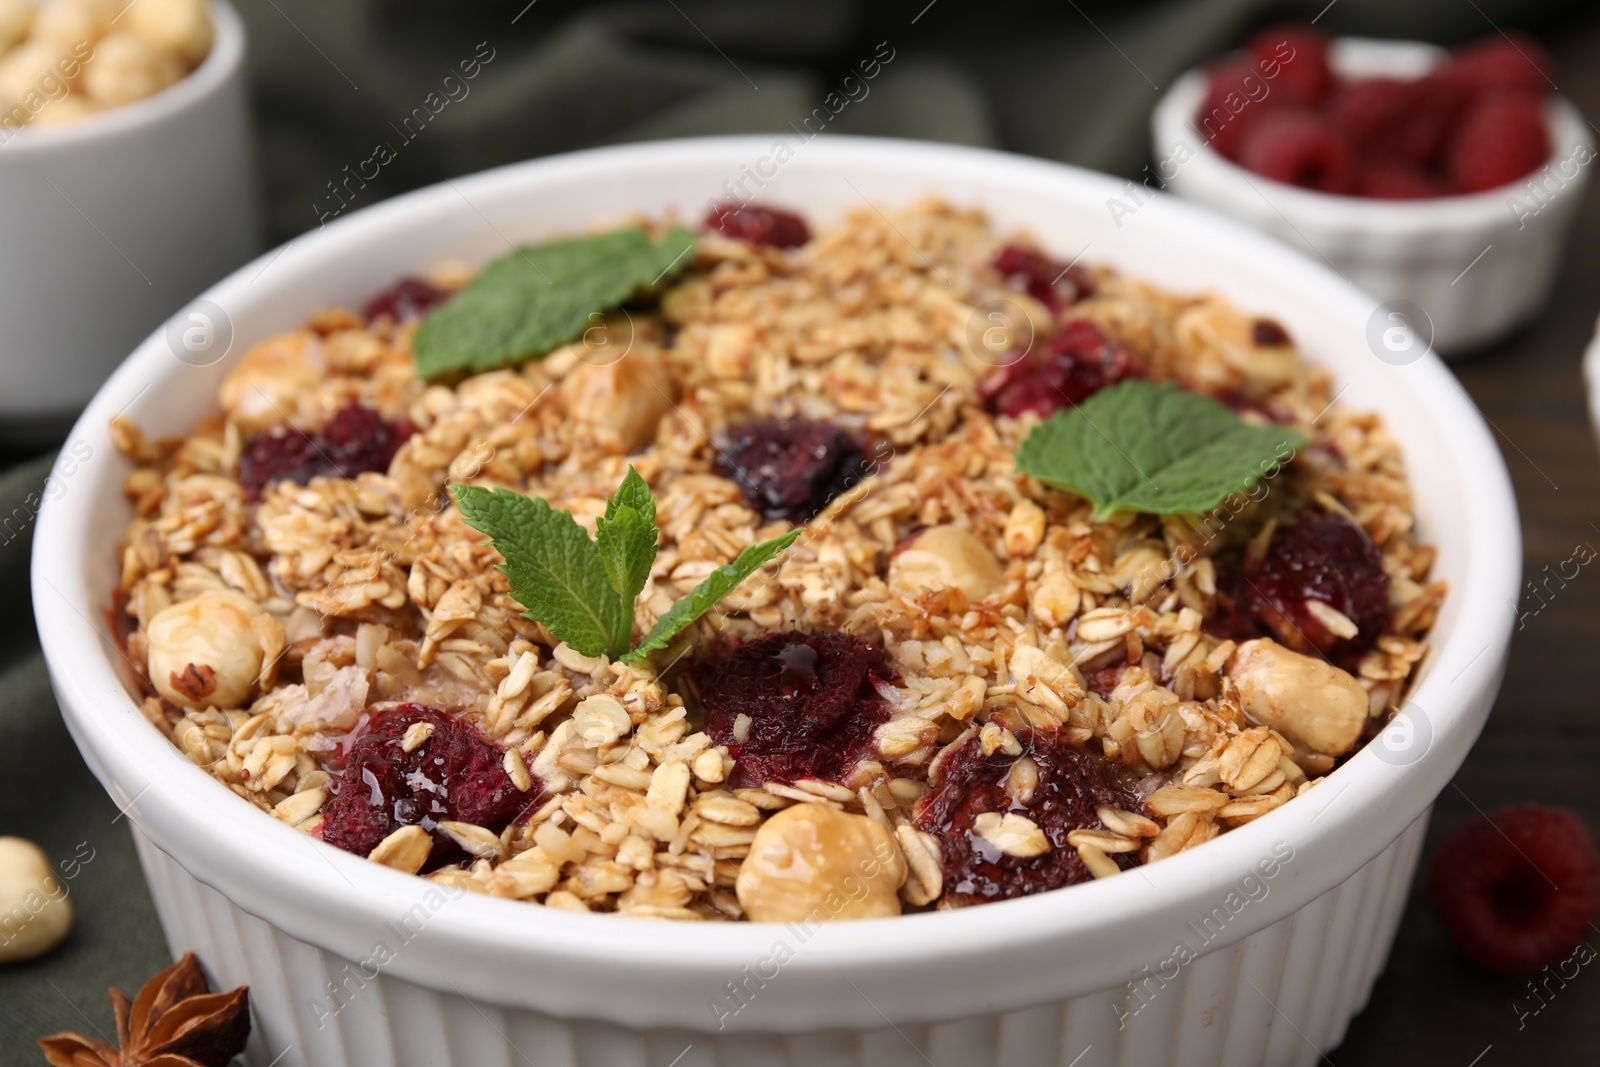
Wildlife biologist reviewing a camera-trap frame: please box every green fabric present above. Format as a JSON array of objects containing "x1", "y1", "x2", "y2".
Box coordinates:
[{"x1": 0, "y1": 0, "x2": 1587, "y2": 1060}]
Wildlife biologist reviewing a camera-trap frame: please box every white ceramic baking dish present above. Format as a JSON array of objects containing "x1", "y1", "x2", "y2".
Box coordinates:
[
  {"x1": 1150, "y1": 37, "x2": 1592, "y2": 356},
  {"x1": 32, "y1": 136, "x2": 1519, "y2": 1067}
]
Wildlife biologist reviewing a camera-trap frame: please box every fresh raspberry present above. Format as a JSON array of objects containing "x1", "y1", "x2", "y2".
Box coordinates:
[
  {"x1": 695, "y1": 631, "x2": 893, "y2": 787},
  {"x1": 977, "y1": 319, "x2": 1142, "y2": 419},
  {"x1": 993, "y1": 243, "x2": 1094, "y2": 312},
  {"x1": 1239, "y1": 110, "x2": 1356, "y2": 193},
  {"x1": 1401, "y1": 71, "x2": 1469, "y2": 166},
  {"x1": 1249, "y1": 25, "x2": 1334, "y2": 106},
  {"x1": 1430, "y1": 804, "x2": 1600, "y2": 974},
  {"x1": 321, "y1": 704, "x2": 536, "y2": 867},
  {"x1": 361, "y1": 277, "x2": 448, "y2": 324},
  {"x1": 1330, "y1": 78, "x2": 1415, "y2": 149},
  {"x1": 1447, "y1": 91, "x2": 1550, "y2": 193},
  {"x1": 704, "y1": 202, "x2": 811, "y2": 248},
  {"x1": 713, "y1": 417, "x2": 874, "y2": 522},
  {"x1": 915, "y1": 726, "x2": 1147, "y2": 904},
  {"x1": 1198, "y1": 58, "x2": 1278, "y2": 161},
  {"x1": 1447, "y1": 33, "x2": 1555, "y2": 101},
  {"x1": 239, "y1": 402, "x2": 415, "y2": 502},
  {"x1": 1245, "y1": 509, "x2": 1390, "y2": 669},
  {"x1": 1357, "y1": 159, "x2": 1449, "y2": 200}
]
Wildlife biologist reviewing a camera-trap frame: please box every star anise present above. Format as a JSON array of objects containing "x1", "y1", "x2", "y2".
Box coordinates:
[{"x1": 38, "y1": 952, "x2": 250, "y2": 1067}]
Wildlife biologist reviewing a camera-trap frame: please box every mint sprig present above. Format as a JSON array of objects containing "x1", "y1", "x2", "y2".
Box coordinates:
[
  {"x1": 1014, "y1": 380, "x2": 1307, "y2": 520},
  {"x1": 452, "y1": 469, "x2": 800, "y2": 664},
  {"x1": 413, "y1": 226, "x2": 696, "y2": 379}
]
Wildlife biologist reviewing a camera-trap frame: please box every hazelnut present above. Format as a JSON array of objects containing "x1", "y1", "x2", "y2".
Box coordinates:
[
  {"x1": 736, "y1": 805, "x2": 906, "y2": 923},
  {"x1": 0, "y1": 837, "x2": 73, "y2": 963},
  {"x1": 559, "y1": 348, "x2": 675, "y2": 454},
  {"x1": 146, "y1": 590, "x2": 270, "y2": 710},
  {"x1": 0, "y1": 0, "x2": 34, "y2": 55},
  {"x1": 30, "y1": 0, "x2": 112, "y2": 51},
  {"x1": 219, "y1": 333, "x2": 327, "y2": 432},
  {"x1": 1226, "y1": 638, "x2": 1368, "y2": 757},
  {"x1": 82, "y1": 31, "x2": 179, "y2": 108},
  {"x1": 1175, "y1": 302, "x2": 1297, "y2": 400},
  {"x1": 888, "y1": 525, "x2": 1003, "y2": 603},
  {"x1": 124, "y1": 0, "x2": 211, "y2": 66}
]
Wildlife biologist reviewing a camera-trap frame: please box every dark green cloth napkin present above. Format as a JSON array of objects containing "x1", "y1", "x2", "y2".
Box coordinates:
[{"x1": 0, "y1": 0, "x2": 1585, "y2": 1061}]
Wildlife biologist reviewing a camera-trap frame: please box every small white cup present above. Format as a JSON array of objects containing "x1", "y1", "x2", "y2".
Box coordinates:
[
  {"x1": 1151, "y1": 37, "x2": 1593, "y2": 356},
  {"x1": 0, "y1": 0, "x2": 258, "y2": 443}
]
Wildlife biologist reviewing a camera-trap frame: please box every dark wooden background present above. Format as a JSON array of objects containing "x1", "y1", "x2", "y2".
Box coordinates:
[{"x1": 1329, "y1": 16, "x2": 1600, "y2": 1067}]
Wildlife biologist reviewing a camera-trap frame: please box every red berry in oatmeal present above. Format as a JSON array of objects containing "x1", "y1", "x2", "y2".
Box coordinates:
[
  {"x1": 704, "y1": 202, "x2": 811, "y2": 248},
  {"x1": 696, "y1": 632, "x2": 893, "y2": 788},
  {"x1": 916, "y1": 727, "x2": 1147, "y2": 904},
  {"x1": 321, "y1": 704, "x2": 535, "y2": 866},
  {"x1": 992, "y1": 243, "x2": 1094, "y2": 312},
  {"x1": 713, "y1": 418, "x2": 875, "y2": 521},
  {"x1": 1431, "y1": 804, "x2": 1600, "y2": 974},
  {"x1": 1246, "y1": 509, "x2": 1390, "y2": 669},
  {"x1": 977, "y1": 319, "x2": 1142, "y2": 419},
  {"x1": 238, "y1": 402, "x2": 414, "y2": 502},
  {"x1": 361, "y1": 276, "x2": 449, "y2": 324}
]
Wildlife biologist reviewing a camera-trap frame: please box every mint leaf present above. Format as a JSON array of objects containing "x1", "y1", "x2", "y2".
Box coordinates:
[
  {"x1": 414, "y1": 226, "x2": 696, "y2": 379},
  {"x1": 1014, "y1": 380, "x2": 1307, "y2": 520},
  {"x1": 624, "y1": 528, "x2": 804, "y2": 664},
  {"x1": 451, "y1": 484, "x2": 627, "y2": 659},
  {"x1": 594, "y1": 468, "x2": 658, "y2": 647}
]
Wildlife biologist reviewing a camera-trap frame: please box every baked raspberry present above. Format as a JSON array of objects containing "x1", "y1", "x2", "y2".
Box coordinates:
[
  {"x1": 713, "y1": 418, "x2": 874, "y2": 522},
  {"x1": 705, "y1": 202, "x2": 811, "y2": 248},
  {"x1": 1249, "y1": 25, "x2": 1334, "y2": 106},
  {"x1": 1246, "y1": 509, "x2": 1389, "y2": 669},
  {"x1": 695, "y1": 631, "x2": 893, "y2": 788},
  {"x1": 915, "y1": 726, "x2": 1146, "y2": 904},
  {"x1": 1199, "y1": 59, "x2": 1279, "y2": 161},
  {"x1": 321, "y1": 704, "x2": 535, "y2": 867},
  {"x1": 1447, "y1": 33, "x2": 1554, "y2": 101},
  {"x1": 1430, "y1": 804, "x2": 1600, "y2": 974},
  {"x1": 993, "y1": 243, "x2": 1094, "y2": 312},
  {"x1": 361, "y1": 277, "x2": 448, "y2": 324},
  {"x1": 239, "y1": 402, "x2": 415, "y2": 502},
  {"x1": 1238, "y1": 110, "x2": 1355, "y2": 193},
  {"x1": 1357, "y1": 159, "x2": 1448, "y2": 200},
  {"x1": 977, "y1": 319, "x2": 1142, "y2": 419},
  {"x1": 1447, "y1": 91, "x2": 1550, "y2": 194}
]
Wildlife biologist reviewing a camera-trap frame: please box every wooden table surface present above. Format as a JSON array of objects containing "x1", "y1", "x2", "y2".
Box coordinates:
[{"x1": 1330, "y1": 17, "x2": 1600, "y2": 1066}]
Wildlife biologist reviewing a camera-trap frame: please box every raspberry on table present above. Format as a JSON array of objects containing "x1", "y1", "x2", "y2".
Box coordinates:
[
  {"x1": 1430, "y1": 804, "x2": 1600, "y2": 974},
  {"x1": 977, "y1": 318, "x2": 1142, "y2": 420},
  {"x1": 361, "y1": 277, "x2": 449, "y2": 324},
  {"x1": 713, "y1": 417, "x2": 875, "y2": 522},
  {"x1": 915, "y1": 726, "x2": 1146, "y2": 904},
  {"x1": 704, "y1": 202, "x2": 811, "y2": 248},
  {"x1": 695, "y1": 631, "x2": 893, "y2": 788},
  {"x1": 1244, "y1": 509, "x2": 1390, "y2": 669},
  {"x1": 238, "y1": 402, "x2": 415, "y2": 502},
  {"x1": 321, "y1": 704, "x2": 535, "y2": 867},
  {"x1": 1249, "y1": 25, "x2": 1334, "y2": 106},
  {"x1": 1238, "y1": 109, "x2": 1356, "y2": 194},
  {"x1": 1447, "y1": 91, "x2": 1550, "y2": 194}
]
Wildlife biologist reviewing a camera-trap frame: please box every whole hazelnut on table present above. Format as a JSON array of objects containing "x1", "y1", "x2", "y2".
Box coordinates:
[
  {"x1": 736, "y1": 804, "x2": 907, "y2": 923},
  {"x1": 0, "y1": 837, "x2": 73, "y2": 963},
  {"x1": 146, "y1": 589, "x2": 272, "y2": 710}
]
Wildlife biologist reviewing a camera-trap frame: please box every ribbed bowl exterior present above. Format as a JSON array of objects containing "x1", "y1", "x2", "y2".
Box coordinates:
[{"x1": 133, "y1": 812, "x2": 1427, "y2": 1067}]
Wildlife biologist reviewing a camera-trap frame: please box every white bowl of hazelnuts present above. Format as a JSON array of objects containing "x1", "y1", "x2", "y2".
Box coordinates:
[{"x1": 0, "y1": 0, "x2": 258, "y2": 444}]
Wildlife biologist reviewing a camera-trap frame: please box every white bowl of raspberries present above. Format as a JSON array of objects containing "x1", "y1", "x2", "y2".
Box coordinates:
[{"x1": 1151, "y1": 25, "x2": 1592, "y2": 355}]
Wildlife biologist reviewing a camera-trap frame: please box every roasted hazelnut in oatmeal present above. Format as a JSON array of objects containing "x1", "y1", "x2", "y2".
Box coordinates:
[{"x1": 111, "y1": 198, "x2": 1444, "y2": 921}]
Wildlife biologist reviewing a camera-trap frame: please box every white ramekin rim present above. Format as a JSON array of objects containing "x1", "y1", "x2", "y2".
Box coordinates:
[
  {"x1": 32, "y1": 135, "x2": 1520, "y2": 1031},
  {"x1": 1150, "y1": 35, "x2": 1595, "y2": 235},
  {"x1": 0, "y1": 0, "x2": 244, "y2": 153}
]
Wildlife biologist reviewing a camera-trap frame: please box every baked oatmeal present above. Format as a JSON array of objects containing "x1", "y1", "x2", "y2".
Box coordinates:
[{"x1": 110, "y1": 198, "x2": 1445, "y2": 921}]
